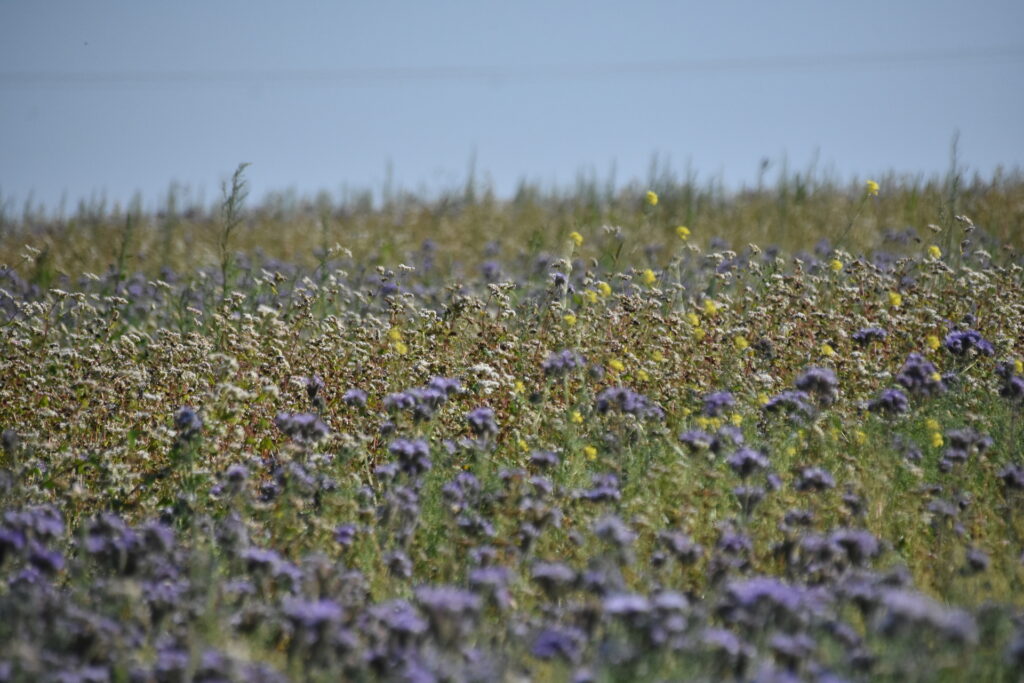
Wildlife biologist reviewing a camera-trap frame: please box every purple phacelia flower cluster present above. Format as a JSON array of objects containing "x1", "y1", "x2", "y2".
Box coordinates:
[
  {"x1": 595, "y1": 386, "x2": 665, "y2": 420},
  {"x1": 896, "y1": 352, "x2": 945, "y2": 397},
  {"x1": 274, "y1": 411, "x2": 329, "y2": 442},
  {"x1": 943, "y1": 329, "x2": 994, "y2": 357},
  {"x1": 542, "y1": 349, "x2": 586, "y2": 377}
]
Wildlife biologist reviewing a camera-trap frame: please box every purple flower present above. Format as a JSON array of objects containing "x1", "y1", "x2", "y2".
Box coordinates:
[
  {"x1": 174, "y1": 406, "x2": 203, "y2": 439},
  {"x1": 679, "y1": 429, "x2": 714, "y2": 452},
  {"x1": 528, "y1": 450, "x2": 561, "y2": 469},
  {"x1": 342, "y1": 388, "x2": 368, "y2": 407},
  {"x1": 466, "y1": 407, "x2": 498, "y2": 437},
  {"x1": 334, "y1": 524, "x2": 358, "y2": 547},
  {"x1": 867, "y1": 388, "x2": 909, "y2": 415},
  {"x1": 999, "y1": 464, "x2": 1024, "y2": 491},
  {"x1": 703, "y1": 391, "x2": 736, "y2": 417},
  {"x1": 389, "y1": 438, "x2": 432, "y2": 476},
  {"x1": 595, "y1": 386, "x2": 665, "y2": 420},
  {"x1": 852, "y1": 327, "x2": 887, "y2": 346},
  {"x1": 763, "y1": 390, "x2": 814, "y2": 419},
  {"x1": 593, "y1": 515, "x2": 636, "y2": 548},
  {"x1": 727, "y1": 448, "x2": 769, "y2": 479},
  {"x1": 305, "y1": 374, "x2": 325, "y2": 402},
  {"x1": 658, "y1": 531, "x2": 703, "y2": 564},
  {"x1": 1000, "y1": 375, "x2": 1024, "y2": 401},
  {"x1": 876, "y1": 589, "x2": 977, "y2": 643},
  {"x1": 532, "y1": 626, "x2": 584, "y2": 662},
  {"x1": 794, "y1": 366, "x2": 839, "y2": 406},
  {"x1": 944, "y1": 329, "x2": 994, "y2": 357},
  {"x1": 274, "y1": 412, "x2": 329, "y2": 442},
  {"x1": 896, "y1": 353, "x2": 945, "y2": 397},
  {"x1": 427, "y1": 376, "x2": 462, "y2": 396},
  {"x1": 531, "y1": 562, "x2": 577, "y2": 597},
  {"x1": 543, "y1": 349, "x2": 586, "y2": 377},
  {"x1": 794, "y1": 466, "x2": 836, "y2": 492}
]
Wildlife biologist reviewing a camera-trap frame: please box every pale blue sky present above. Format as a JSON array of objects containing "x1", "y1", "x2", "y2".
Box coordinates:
[{"x1": 1, "y1": 1, "x2": 1023, "y2": 211}]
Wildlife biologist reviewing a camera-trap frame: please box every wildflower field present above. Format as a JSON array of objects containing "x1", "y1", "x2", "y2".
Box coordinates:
[{"x1": 2, "y1": 168, "x2": 1024, "y2": 681}]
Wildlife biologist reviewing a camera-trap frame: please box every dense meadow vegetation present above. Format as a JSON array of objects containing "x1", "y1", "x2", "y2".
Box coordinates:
[{"x1": 2, "y1": 167, "x2": 1024, "y2": 681}]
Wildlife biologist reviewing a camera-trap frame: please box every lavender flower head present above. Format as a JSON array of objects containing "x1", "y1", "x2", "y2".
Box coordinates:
[
  {"x1": 727, "y1": 448, "x2": 769, "y2": 479},
  {"x1": 275, "y1": 412, "x2": 329, "y2": 443},
  {"x1": 466, "y1": 406, "x2": 499, "y2": 437},
  {"x1": 896, "y1": 353, "x2": 945, "y2": 397},
  {"x1": 943, "y1": 329, "x2": 994, "y2": 357},
  {"x1": 543, "y1": 349, "x2": 586, "y2": 377},
  {"x1": 702, "y1": 391, "x2": 736, "y2": 417},
  {"x1": 794, "y1": 366, "x2": 839, "y2": 406},
  {"x1": 867, "y1": 388, "x2": 909, "y2": 415},
  {"x1": 174, "y1": 406, "x2": 203, "y2": 439}
]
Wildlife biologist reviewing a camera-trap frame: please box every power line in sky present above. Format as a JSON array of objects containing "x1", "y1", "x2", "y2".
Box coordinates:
[{"x1": 1, "y1": 46, "x2": 1022, "y2": 87}]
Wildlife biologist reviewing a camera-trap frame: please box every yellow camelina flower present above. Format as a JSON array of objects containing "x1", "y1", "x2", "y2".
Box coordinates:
[
  {"x1": 888, "y1": 291, "x2": 902, "y2": 308},
  {"x1": 393, "y1": 340, "x2": 408, "y2": 355},
  {"x1": 645, "y1": 190, "x2": 659, "y2": 206},
  {"x1": 563, "y1": 313, "x2": 577, "y2": 326},
  {"x1": 829, "y1": 259, "x2": 843, "y2": 273},
  {"x1": 703, "y1": 299, "x2": 719, "y2": 316},
  {"x1": 686, "y1": 312, "x2": 701, "y2": 327},
  {"x1": 637, "y1": 369, "x2": 650, "y2": 382},
  {"x1": 926, "y1": 335, "x2": 941, "y2": 351},
  {"x1": 514, "y1": 380, "x2": 526, "y2": 394},
  {"x1": 583, "y1": 445, "x2": 598, "y2": 460},
  {"x1": 866, "y1": 180, "x2": 879, "y2": 196},
  {"x1": 597, "y1": 281, "x2": 612, "y2": 297},
  {"x1": 569, "y1": 231, "x2": 584, "y2": 247},
  {"x1": 676, "y1": 225, "x2": 690, "y2": 240},
  {"x1": 641, "y1": 269, "x2": 657, "y2": 286},
  {"x1": 693, "y1": 327, "x2": 707, "y2": 341},
  {"x1": 571, "y1": 410, "x2": 583, "y2": 424},
  {"x1": 927, "y1": 245, "x2": 941, "y2": 259},
  {"x1": 820, "y1": 343, "x2": 836, "y2": 357},
  {"x1": 931, "y1": 432, "x2": 944, "y2": 448},
  {"x1": 730, "y1": 413, "x2": 743, "y2": 426},
  {"x1": 608, "y1": 358, "x2": 625, "y2": 373},
  {"x1": 854, "y1": 430, "x2": 867, "y2": 445},
  {"x1": 734, "y1": 335, "x2": 749, "y2": 351},
  {"x1": 926, "y1": 419, "x2": 941, "y2": 432},
  {"x1": 388, "y1": 327, "x2": 403, "y2": 342},
  {"x1": 651, "y1": 350, "x2": 665, "y2": 362},
  {"x1": 1016, "y1": 359, "x2": 1024, "y2": 375}
]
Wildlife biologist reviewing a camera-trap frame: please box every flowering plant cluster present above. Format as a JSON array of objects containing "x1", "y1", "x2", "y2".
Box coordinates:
[{"x1": 2, "y1": 177, "x2": 1024, "y2": 679}]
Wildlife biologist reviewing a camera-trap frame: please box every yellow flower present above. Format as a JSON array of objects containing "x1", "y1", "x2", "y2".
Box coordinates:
[
  {"x1": 734, "y1": 335, "x2": 749, "y2": 351},
  {"x1": 931, "y1": 432, "x2": 944, "y2": 448},
  {"x1": 1016, "y1": 359, "x2": 1024, "y2": 375},
  {"x1": 758, "y1": 392, "x2": 770, "y2": 406},
  {"x1": 926, "y1": 419, "x2": 941, "y2": 432},
  {"x1": 866, "y1": 179, "x2": 879, "y2": 196},
  {"x1": 854, "y1": 430, "x2": 867, "y2": 445},
  {"x1": 645, "y1": 190, "x2": 659, "y2": 206},
  {"x1": 651, "y1": 350, "x2": 665, "y2": 362},
  {"x1": 569, "y1": 231, "x2": 584, "y2": 247},
  {"x1": 571, "y1": 410, "x2": 583, "y2": 424},
  {"x1": 608, "y1": 359, "x2": 625, "y2": 373},
  {"x1": 730, "y1": 412, "x2": 743, "y2": 426},
  {"x1": 927, "y1": 244, "x2": 941, "y2": 259},
  {"x1": 888, "y1": 291, "x2": 902, "y2": 308},
  {"x1": 563, "y1": 313, "x2": 577, "y2": 326},
  {"x1": 930, "y1": 372, "x2": 942, "y2": 383},
  {"x1": 829, "y1": 259, "x2": 843, "y2": 272},
  {"x1": 518, "y1": 439, "x2": 529, "y2": 452},
  {"x1": 641, "y1": 269, "x2": 657, "y2": 286},
  {"x1": 820, "y1": 343, "x2": 836, "y2": 357},
  {"x1": 786, "y1": 446, "x2": 797, "y2": 457},
  {"x1": 703, "y1": 299, "x2": 719, "y2": 316},
  {"x1": 583, "y1": 445, "x2": 598, "y2": 460},
  {"x1": 597, "y1": 281, "x2": 612, "y2": 297},
  {"x1": 388, "y1": 327, "x2": 403, "y2": 341},
  {"x1": 676, "y1": 225, "x2": 690, "y2": 240},
  {"x1": 926, "y1": 335, "x2": 941, "y2": 351},
  {"x1": 514, "y1": 380, "x2": 526, "y2": 394},
  {"x1": 686, "y1": 312, "x2": 701, "y2": 327},
  {"x1": 393, "y1": 340, "x2": 408, "y2": 355},
  {"x1": 695, "y1": 416, "x2": 710, "y2": 430},
  {"x1": 693, "y1": 327, "x2": 706, "y2": 341},
  {"x1": 583, "y1": 289, "x2": 598, "y2": 304}
]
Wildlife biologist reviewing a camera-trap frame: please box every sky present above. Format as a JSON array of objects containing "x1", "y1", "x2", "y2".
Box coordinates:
[{"x1": 1, "y1": 1, "x2": 1023, "y2": 212}]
